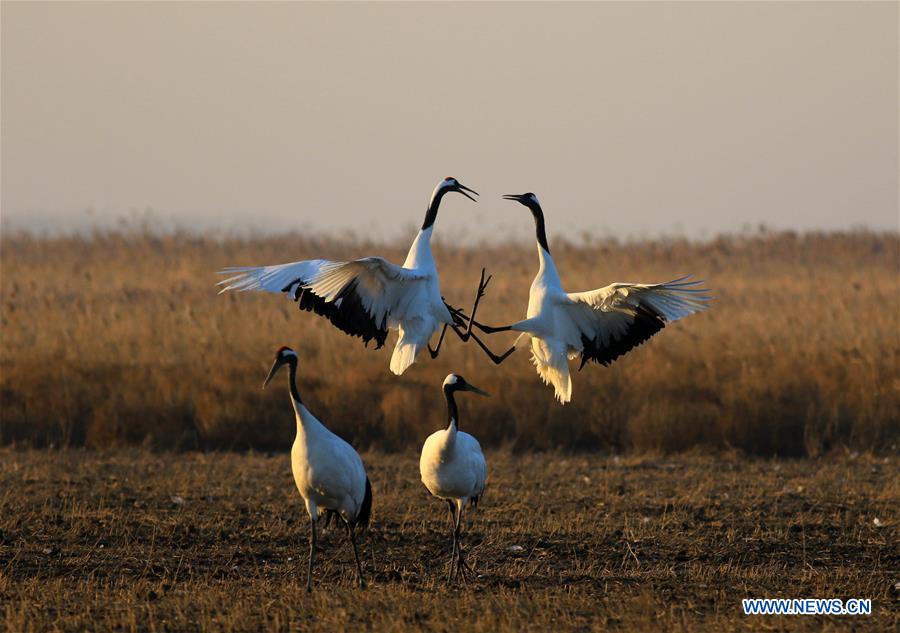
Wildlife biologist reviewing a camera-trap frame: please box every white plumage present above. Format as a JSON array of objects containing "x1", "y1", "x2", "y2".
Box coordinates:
[
  {"x1": 473, "y1": 193, "x2": 711, "y2": 403},
  {"x1": 218, "y1": 178, "x2": 479, "y2": 375},
  {"x1": 419, "y1": 373, "x2": 488, "y2": 583},
  {"x1": 263, "y1": 346, "x2": 372, "y2": 591}
]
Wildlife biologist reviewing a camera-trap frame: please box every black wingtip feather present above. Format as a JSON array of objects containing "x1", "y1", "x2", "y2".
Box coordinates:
[
  {"x1": 281, "y1": 277, "x2": 389, "y2": 349},
  {"x1": 579, "y1": 304, "x2": 666, "y2": 370}
]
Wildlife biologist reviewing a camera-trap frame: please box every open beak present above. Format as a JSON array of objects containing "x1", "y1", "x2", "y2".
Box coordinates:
[
  {"x1": 456, "y1": 183, "x2": 479, "y2": 202},
  {"x1": 502, "y1": 193, "x2": 525, "y2": 203},
  {"x1": 463, "y1": 383, "x2": 490, "y2": 397},
  {"x1": 262, "y1": 358, "x2": 284, "y2": 389}
]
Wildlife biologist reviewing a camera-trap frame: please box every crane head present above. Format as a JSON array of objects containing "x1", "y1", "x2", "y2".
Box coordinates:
[
  {"x1": 436, "y1": 177, "x2": 479, "y2": 202},
  {"x1": 502, "y1": 192, "x2": 542, "y2": 211},
  {"x1": 443, "y1": 373, "x2": 490, "y2": 397},
  {"x1": 263, "y1": 346, "x2": 298, "y2": 388}
]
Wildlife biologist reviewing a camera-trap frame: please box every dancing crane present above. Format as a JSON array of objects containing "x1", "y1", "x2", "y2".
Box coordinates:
[
  {"x1": 219, "y1": 178, "x2": 495, "y2": 375},
  {"x1": 263, "y1": 346, "x2": 372, "y2": 590},
  {"x1": 419, "y1": 374, "x2": 488, "y2": 584},
  {"x1": 460, "y1": 193, "x2": 711, "y2": 403}
]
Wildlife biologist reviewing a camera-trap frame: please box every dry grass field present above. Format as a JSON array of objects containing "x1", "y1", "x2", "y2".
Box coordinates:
[
  {"x1": 1, "y1": 230, "x2": 897, "y2": 455},
  {"x1": 1, "y1": 448, "x2": 896, "y2": 632},
  {"x1": 1, "y1": 230, "x2": 898, "y2": 631}
]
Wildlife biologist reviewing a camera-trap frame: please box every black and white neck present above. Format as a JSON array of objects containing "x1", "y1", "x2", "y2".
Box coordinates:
[
  {"x1": 283, "y1": 354, "x2": 303, "y2": 405},
  {"x1": 421, "y1": 178, "x2": 453, "y2": 231},
  {"x1": 444, "y1": 386, "x2": 460, "y2": 431},
  {"x1": 527, "y1": 196, "x2": 550, "y2": 255},
  {"x1": 505, "y1": 192, "x2": 551, "y2": 254},
  {"x1": 443, "y1": 377, "x2": 462, "y2": 431}
]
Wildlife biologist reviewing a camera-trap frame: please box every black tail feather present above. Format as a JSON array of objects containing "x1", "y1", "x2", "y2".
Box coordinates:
[{"x1": 355, "y1": 476, "x2": 373, "y2": 531}]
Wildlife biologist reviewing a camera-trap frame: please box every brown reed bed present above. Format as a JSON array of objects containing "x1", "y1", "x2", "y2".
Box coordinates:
[{"x1": 1, "y1": 229, "x2": 897, "y2": 455}]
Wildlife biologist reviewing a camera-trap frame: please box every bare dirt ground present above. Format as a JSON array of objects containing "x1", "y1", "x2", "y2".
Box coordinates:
[{"x1": 1, "y1": 449, "x2": 896, "y2": 631}]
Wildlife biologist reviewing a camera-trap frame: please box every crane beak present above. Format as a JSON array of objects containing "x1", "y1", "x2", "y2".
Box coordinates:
[
  {"x1": 502, "y1": 193, "x2": 524, "y2": 203},
  {"x1": 463, "y1": 383, "x2": 490, "y2": 397},
  {"x1": 456, "y1": 183, "x2": 479, "y2": 202},
  {"x1": 262, "y1": 358, "x2": 284, "y2": 389}
]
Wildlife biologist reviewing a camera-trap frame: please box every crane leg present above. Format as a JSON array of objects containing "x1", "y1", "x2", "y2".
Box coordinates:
[
  {"x1": 306, "y1": 517, "x2": 318, "y2": 592},
  {"x1": 430, "y1": 265, "x2": 490, "y2": 357},
  {"x1": 346, "y1": 521, "x2": 366, "y2": 589},
  {"x1": 458, "y1": 268, "x2": 492, "y2": 340},
  {"x1": 431, "y1": 317, "x2": 514, "y2": 364},
  {"x1": 428, "y1": 323, "x2": 450, "y2": 359},
  {"x1": 440, "y1": 270, "x2": 516, "y2": 364},
  {"x1": 446, "y1": 499, "x2": 457, "y2": 529},
  {"x1": 446, "y1": 500, "x2": 458, "y2": 584},
  {"x1": 445, "y1": 283, "x2": 514, "y2": 334},
  {"x1": 452, "y1": 503, "x2": 474, "y2": 584},
  {"x1": 444, "y1": 268, "x2": 494, "y2": 342},
  {"x1": 448, "y1": 303, "x2": 514, "y2": 335},
  {"x1": 456, "y1": 327, "x2": 517, "y2": 365}
]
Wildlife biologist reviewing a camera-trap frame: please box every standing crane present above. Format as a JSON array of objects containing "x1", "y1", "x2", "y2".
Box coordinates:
[
  {"x1": 219, "y1": 178, "x2": 496, "y2": 375},
  {"x1": 263, "y1": 346, "x2": 372, "y2": 590},
  {"x1": 419, "y1": 374, "x2": 489, "y2": 584},
  {"x1": 458, "y1": 192, "x2": 711, "y2": 403}
]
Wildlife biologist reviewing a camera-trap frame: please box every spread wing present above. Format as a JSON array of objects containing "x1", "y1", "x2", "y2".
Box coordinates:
[
  {"x1": 560, "y1": 276, "x2": 711, "y2": 369},
  {"x1": 218, "y1": 257, "x2": 430, "y2": 348}
]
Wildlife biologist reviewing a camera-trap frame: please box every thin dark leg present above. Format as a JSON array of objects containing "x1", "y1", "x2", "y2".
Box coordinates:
[
  {"x1": 446, "y1": 499, "x2": 457, "y2": 529},
  {"x1": 441, "y1": 290, "x2": 516, "y2": 364},
  {"x1": 447, "y1": 530, "x2": 458, "y2": 585},
  {"x1": 431, "y1": 317, "x2": 511, "y2": 363},
  {"x1": 431, "y1": 269, "x2": 490, "y2": 356},
  {"x1": 462, "y1": 328, "x2": 517, "y2": 365},
  {"x1": 446, "y1": 305, "x2": 468, "y2": 328},
  {"x1": 446, "y1": 303, "x2": 514, "y2": 335},
  {"x1": 456, "y1": 544, "x2": 474, "y2": 581},
  {"x1": 442, "y1": 268, "x2": 506, "y2": 342},
  {"x1": 452, "y1": 503, "x2": 473, "y2": 583},
  {"x1": 346, "y1": 522, "x2": 366, "y2": 589},
  {"x1": 306, "y1": 516, "x2": 318, "y2": 592},
  {"x1": 476, "y1": 322, "x2": 514, "y2": 335},
  {"x1": 446, "y1": 500, "x2": 458, "y2": 584},
  {"x1": 458, "y1": 268, "x2": 491, "y2": 340},
  {"x1": 428, "y1": 323, "x2": 450, "y2": 358}
]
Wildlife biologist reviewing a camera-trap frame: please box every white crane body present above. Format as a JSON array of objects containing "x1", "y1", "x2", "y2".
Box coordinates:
[
  {"x1": 473, "y1": 193, "x2": 712, "y2": 403},
  {"x1": 420, "y1": 425, "x2": 486, "y2": 507},
  {"x1": 290, "y1": 401, "x2": 368, "y2": 524},
  {"x1": 218, "y1": 178, "x2": 476, "y2": 375},
  {"x1": 419, "y1": 373, "x2": 489, "y2": 584},
  {"x1": 263, "y1": 346, "x2": 372, "y2": 590}
]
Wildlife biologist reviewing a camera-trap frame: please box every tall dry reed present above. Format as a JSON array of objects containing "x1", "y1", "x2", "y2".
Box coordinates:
[{"x1": 1, "y1": 229, "x2": 897, "y2": 455}]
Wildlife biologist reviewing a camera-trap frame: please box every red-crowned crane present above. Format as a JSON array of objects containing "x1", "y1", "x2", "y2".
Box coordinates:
[
  {"x1": 219, "y1": 178, "x2": 495, "y2": 375},
  {"x1": 459, "y1": 193, "x2": 712, "y2": 403},
  {"x1": 263, "y1": 346, "x2": 372, "y2": 591},
  {"x1": 419, "y1": 373, "x2": 488, "y2": 584}
]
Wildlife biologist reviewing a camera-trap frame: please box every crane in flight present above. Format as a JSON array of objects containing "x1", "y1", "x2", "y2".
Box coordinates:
[
  {"x1": 219, "y1": 178, "x2": 497, "y2": 375},
  {"x1": 456, "y1": 192, "x2": 711, "y2": 403}
]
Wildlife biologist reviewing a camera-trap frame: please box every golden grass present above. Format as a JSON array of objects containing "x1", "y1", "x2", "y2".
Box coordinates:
[{"x1": 1, "y1": 229, "x2": 897, "y2": 455}]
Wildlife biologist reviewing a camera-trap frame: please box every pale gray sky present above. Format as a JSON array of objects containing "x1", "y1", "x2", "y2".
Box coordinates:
[{"x1": 2, "y1": 2, "x2": 897, "y2": 241}]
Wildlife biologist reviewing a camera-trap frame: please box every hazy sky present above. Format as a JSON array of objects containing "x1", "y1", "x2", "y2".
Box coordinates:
[{"x1": 2, "y1": 2, "x2": 897, "y2": 241}]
